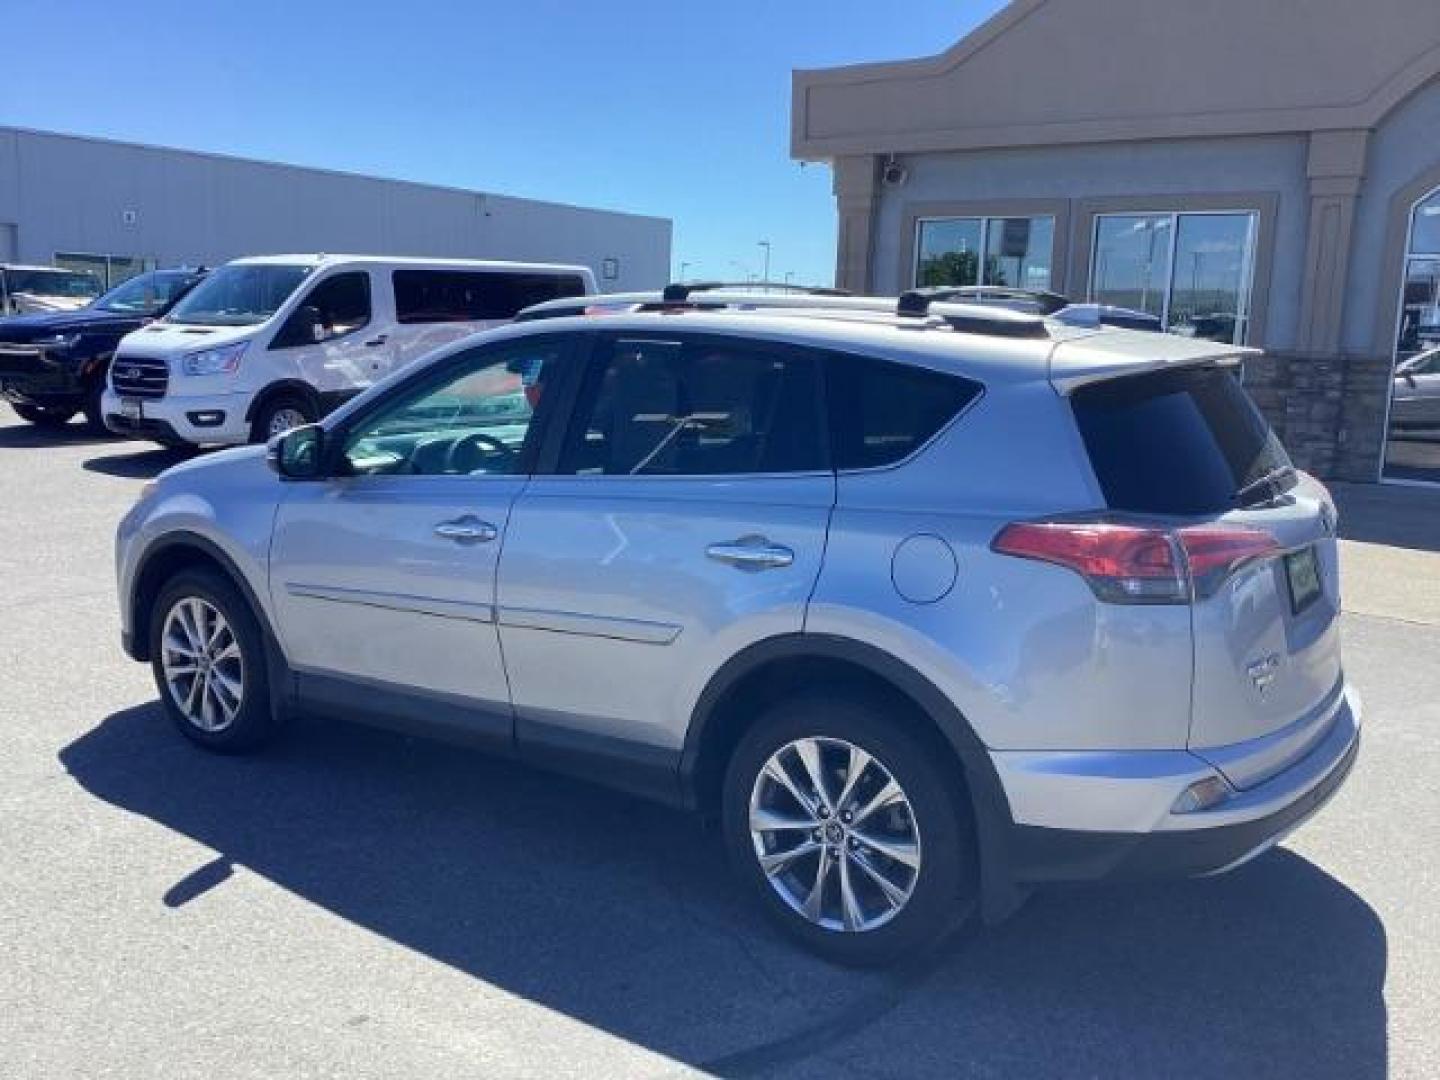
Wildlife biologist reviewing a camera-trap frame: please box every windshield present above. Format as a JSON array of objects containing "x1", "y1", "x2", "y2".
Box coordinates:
[
  {"x1": 166, "y1": 264, "x2": 312, "y2": 326},
  {"x1": 4, "y1": 268, "x2": 101, "y2": 299},
  {"x1": 94, "y1": 271, "x2": 203, "y2": 315}
]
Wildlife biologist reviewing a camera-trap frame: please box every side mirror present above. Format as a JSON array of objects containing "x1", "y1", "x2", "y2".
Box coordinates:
[
  {"x1": 266, "y1": 423, "x2": 327, "y2": 480},
  {"x1": 274, "y1": 304, "x2": 328, "y2": 349}
]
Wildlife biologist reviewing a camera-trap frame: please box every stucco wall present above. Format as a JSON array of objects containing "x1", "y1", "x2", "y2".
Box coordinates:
[
  {"x1": 1346, "y1": 76, "x2": 1440, "y2": 354},
  {"x1": 871, "y1": 135, "x2": 1310, "y2": 348},
  {"x1": 0, "y1": 127, "x2": 671, "y2": 291}
]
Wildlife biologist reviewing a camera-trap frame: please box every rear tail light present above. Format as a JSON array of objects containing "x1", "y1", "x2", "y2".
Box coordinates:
[{"x1": 993, "y1": 521, "x2": 1281, "y2": 604}]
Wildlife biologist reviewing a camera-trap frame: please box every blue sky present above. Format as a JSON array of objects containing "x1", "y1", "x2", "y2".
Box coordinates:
[{"x1": 3, "y1": 1, "x2": 1007, "y2": 286}]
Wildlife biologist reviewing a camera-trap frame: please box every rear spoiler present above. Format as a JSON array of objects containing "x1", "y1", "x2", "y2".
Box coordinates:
[{"x1": 1047, "y1": 330, "x2": 1261, "y2": 394}]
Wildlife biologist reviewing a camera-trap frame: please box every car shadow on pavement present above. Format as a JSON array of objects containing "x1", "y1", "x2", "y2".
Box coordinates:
[
  {"x1": 0, "y1": 420, "x2": 119, "y2": 449},
  {"x1": 1331, "y1": 480, "x2": 1440, "y2": 552},
  {"x1": 61, "y1": 704, "x2": 1388, "y2": 1079},
  {"x1": 82, "y1": 445, "x2": 198, "y2": 478}
]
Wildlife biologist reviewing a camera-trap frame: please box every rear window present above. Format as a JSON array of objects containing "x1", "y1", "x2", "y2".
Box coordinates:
[
  {"x1": 393, "y1": 270, "x2": 587, "y2": 323},
  {"x1": 827, "y1": 354, "x2": 981, "y2": 469},
  {"x1": 1072, "y1": 366, "x2": 1292, "y2": 514}
]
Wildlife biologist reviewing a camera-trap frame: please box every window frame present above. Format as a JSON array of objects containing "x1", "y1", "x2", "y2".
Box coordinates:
[
  {"x1": 321, "y1": 331, "x2": 583, "y2": 481},
  {"x1": 1082, "y1": 197, "x2": 1272, "y2": 344},
  {"x1": 911, "y1": 214, "x2": 1057, "y2": 292},
  {"x1": 270, "y1": 269, "x2": 374, "y2": 351},
  {"x1": 540, "y1": 330, "x2": 834, "y2": 480}
]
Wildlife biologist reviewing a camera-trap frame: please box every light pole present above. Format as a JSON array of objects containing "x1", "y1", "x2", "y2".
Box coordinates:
[
  {"x1": 784, "y1": 271, "x2": 795, "y2": 286},
  {"x1": 679, "y1": 261, "x2": 691, "y2": 282},
  {"x1": 758, "y1": 240, "x2": 771, "y2": 285}
]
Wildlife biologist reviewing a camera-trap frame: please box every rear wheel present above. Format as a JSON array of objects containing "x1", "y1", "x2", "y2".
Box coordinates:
[
  {"x1": 721, "y1": 692, "x2": 976, "y2": 965},
  {"x1": 11, "y1": 400, "x2": 76, "y2": 428},
  {"x1": 148, "y1": 568, "x2": 278, "y2": 753},
  {"x1": 249, "y1": 393, "x2": 315, "y2": 444}
]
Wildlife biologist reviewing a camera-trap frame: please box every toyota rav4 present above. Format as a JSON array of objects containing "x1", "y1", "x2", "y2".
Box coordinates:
[{"x1": 114, "y1": 287, "x2": 1360, "y2": 964}]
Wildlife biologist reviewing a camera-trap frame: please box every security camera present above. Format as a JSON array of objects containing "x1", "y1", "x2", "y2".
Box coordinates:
[{"x1": 881, "y1": 156, "x2": 908, "y2": 187}]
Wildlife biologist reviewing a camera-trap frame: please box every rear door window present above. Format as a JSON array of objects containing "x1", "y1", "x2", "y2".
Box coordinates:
[
  {"x1": 1072, "y1": 366, "x2": 1292, "y2": 514},
  {"x1": 556, "y1": 336, "x2": 826, "y2": 476},
  {"x1": 826, "y1": 353, "x2": 982, "y2": 469},
  {"x1": 393, "y1": 270, "x2": 587, "y2": 323}
]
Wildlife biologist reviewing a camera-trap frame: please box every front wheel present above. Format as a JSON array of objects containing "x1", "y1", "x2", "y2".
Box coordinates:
[
  {"x1": 149, "y1": 568, "x2": 278, "y2": 753},
  {"x1": 81, "y1": 379, "x2": 110, "y2": 434},
  {"x1": 11, "y1": 400, "x2": 77, "y2": 428},
  {"x1": 249, "y1": 393, "x2": 316, "y2": 444},
  {"x1": 722, "y1": 693, "x2": 977, "y2": 966}
]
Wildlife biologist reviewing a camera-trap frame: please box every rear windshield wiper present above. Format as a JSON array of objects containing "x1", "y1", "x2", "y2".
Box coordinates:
[{"x1": 1233, "y1": 465, "x2": 1297, "y2": 507}]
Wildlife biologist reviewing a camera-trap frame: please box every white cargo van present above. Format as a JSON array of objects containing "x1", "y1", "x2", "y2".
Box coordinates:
[{"x1": 101, "y1": 254, "x2": 595, "y2": 446}]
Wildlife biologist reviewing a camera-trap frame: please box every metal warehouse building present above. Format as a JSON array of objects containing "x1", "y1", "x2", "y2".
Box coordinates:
[
  {"x1": 0, "y1": 125, "x2": 671, "y2": 295},
  {"x1": 793, "y1": 0, "x2": 1440, "y2": 487}
]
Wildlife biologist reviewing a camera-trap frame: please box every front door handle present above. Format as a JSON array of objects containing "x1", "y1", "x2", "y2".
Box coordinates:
[
  {"x1": 434, "y1": 515, "x2": 498, "y2": 543},
  {"x1": 364, "y1": 334, "x2": 389, "y2": 347},
  {"x1": 706, "y1": 536, "x2": 794, "y2": 570}
]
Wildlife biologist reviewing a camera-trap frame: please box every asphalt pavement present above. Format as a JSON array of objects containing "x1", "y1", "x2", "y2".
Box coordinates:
[{"x1": 1, "y1": 409, "x2": 1437, "y2": 1079}]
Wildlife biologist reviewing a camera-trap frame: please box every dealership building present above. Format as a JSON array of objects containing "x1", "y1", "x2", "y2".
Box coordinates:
[
  {"x1": 0, "y1": 125, "x2": 671, "y2": 297},
  {"x1": 793, "y1": 0, "x2": 1440, "y2": 486}
]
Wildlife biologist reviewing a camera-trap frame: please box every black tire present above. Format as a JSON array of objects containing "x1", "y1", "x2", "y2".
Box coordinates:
[
  {"x1": 11, "y1": 400, "x2": 77, "y2": 428},
  {"x1": 81, "y1": 378, "x2": 110, "y2": 434},
  {"x1": 721, "y1": 692, "x2": 977, "y2": 966},
  {"x1": 148, "y1": 568, "x2": 278, "y2": 753},
  {"x1": 249, "y1": 392, "x2": 316, "y2": 444}
]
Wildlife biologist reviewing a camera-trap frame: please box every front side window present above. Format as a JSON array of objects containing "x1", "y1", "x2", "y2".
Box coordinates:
[
  {"x1": 168, "y1": 264, "x2": 312, "y2": 326},
  {"x1": 557, "y1": 337, "x2": 825, "y2": 476},
  {"x1": 1089, "y1": 211, "x2": 1258, "y2": 344},
  {"x1": 341, "y1": 340, "x2": 565, "y2": 477},
  {"x1": 916, "y1": 216, "x2": 1054, "y2": 291},
  {"x1": 272, "y1": 272, "x2": 371, "y2": 348},
  {"x1": 393, "y1": 269, "x2": 587, "y2": 324}
]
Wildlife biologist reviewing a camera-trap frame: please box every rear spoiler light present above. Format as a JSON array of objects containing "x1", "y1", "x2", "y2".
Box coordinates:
[{"x1": 992, "y1": 521, "x2": 1281, "y2": 604}]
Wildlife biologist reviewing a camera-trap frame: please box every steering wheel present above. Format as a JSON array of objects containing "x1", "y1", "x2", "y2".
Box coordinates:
[{"x1": 445, "y1": 431, "x2": 515, "y2": 474}]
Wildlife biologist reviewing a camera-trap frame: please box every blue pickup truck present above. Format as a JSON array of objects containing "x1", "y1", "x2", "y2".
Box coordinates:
[{"x1": 0, "y1": 268, "x2": 206, "y2": 432}]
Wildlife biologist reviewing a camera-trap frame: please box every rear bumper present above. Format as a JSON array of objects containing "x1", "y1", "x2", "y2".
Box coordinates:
[{"x1": 992, "y1": 683, "x2": 1362, "y2": 884}]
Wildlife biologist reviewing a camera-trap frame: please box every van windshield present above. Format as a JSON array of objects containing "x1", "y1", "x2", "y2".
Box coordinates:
[{"x1": 167, "y1": 264, "x2": 311, "y2": 326}]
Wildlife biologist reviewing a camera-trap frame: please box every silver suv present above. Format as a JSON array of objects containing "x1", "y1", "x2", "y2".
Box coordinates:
[{"x1": 115, "y1": 289, "x2": 1361, "y2": 965}]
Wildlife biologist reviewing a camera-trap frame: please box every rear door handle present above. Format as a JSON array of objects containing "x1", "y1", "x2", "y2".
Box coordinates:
[
  {"x1": 706, "y1": 536, "x2": 794, "y2": 570},
  {"x1": 364, "y1": 334, "x2": 389, "y2": 347},
  {"x1": 434, "y1": 515, "x2": 498, "y2": 543}
]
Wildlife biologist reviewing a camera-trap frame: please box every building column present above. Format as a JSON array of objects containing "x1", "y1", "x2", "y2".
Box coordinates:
[
  {"x1": 1297, "y1": 129, "x2": 1369, "y2": 355},
  {"x1": 832, "y1": 155, "x2": 880, "y2": 293}
]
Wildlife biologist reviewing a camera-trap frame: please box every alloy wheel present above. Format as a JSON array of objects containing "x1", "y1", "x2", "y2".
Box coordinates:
[
  {"x1": 160, "y1": 597, "x2": 245, "y2": 733},
  {"x1": 748, "y1": 736, "x2": 922, "y2": 932},
  {"x1": 267, "y1": 407, "x2": 309, "y2": 438}
]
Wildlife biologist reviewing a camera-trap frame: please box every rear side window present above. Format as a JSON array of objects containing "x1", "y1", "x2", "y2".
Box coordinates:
[
  {"x1": 827, "y1": 354, "x2": 981, "y2": 469},
  {"x1": 393, "y1": 270, "x2": 587, "y2": 323},
  {"x1": 1072, "y1": 366, "x2": 1292, "y2": 514},
  {"x1": 557, "y1": 337, "x2": 826, "y2": 476}
]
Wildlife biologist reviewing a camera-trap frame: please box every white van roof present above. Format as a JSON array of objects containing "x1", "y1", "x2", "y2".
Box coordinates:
[{"x1": 226, "y1": 253, "x2": 592, "y2": 275}]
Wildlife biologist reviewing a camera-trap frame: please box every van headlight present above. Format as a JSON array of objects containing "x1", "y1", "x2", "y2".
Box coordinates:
[{"x1": 181, "y1": 341, "x2": 247, "y2": 376}]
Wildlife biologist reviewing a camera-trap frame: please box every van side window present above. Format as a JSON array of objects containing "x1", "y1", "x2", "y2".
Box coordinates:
[
  {"x1": 393, "y1": 270, "x2": 586, "y2": 323},
  {"x1": 271, "y1": 271, "x2": 371, "y2": 348},
  {"x1": 827, "y1": 354, "x2": 982, "y2": 469},
  {"x1": 557, "y1": 337, "x2": 826, "y2": 476}
]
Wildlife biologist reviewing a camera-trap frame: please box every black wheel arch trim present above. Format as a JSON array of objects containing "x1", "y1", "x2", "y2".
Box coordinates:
[
  {"x1": 243, "y1": 380, "x2": 323, "y2": 423},
  {"x1": 681, "y1": 632, "x2": 1027, "y2": 922},
  {"x1": 127, "y1": 530, "x2": 294, "y2": 719}
]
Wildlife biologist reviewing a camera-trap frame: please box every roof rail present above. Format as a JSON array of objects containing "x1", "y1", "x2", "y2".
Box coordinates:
[
  {"x1": 661, "y1": 281, "x2": 852, "y2": 303},
  {"x1": 897, "y1": 286, "x2": 1071, "y2": 318}
]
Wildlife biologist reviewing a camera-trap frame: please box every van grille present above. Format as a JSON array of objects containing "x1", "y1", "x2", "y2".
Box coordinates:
[{"x1": 111, "y1": 356, "x2": 169, "y2": 399}]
